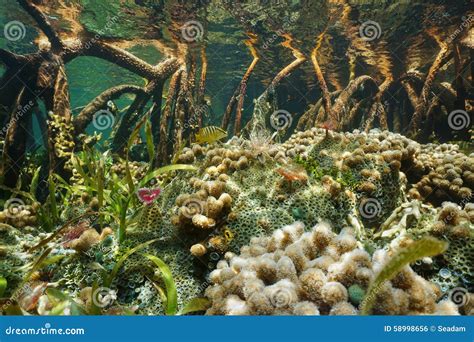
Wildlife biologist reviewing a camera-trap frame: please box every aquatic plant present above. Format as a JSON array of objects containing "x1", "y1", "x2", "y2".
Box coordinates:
[
  {"x1": 360, "y1": 236, "x2": 449, "y2": 315},
  {"x1": 144, "y1": 254, "x2": 178, "y2": 315}
]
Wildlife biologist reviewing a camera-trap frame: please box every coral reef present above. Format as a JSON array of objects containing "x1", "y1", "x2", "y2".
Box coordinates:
[
  {"x1": 1, "y1": 128, "x2": 472, "y2": 316},
  {"x1": 205, "y1": 222, "x2": 457, "y2": 315}
]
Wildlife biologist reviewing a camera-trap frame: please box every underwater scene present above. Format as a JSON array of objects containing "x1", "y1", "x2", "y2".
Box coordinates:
[{"x1": 0, "y1": 0, "x2": 473, "y2": 317}]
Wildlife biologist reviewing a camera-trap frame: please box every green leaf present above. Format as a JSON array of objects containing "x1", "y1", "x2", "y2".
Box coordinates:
[
  {"x1": 145, "y1": 120, "x2": 155, "y2": 166},
  {"x1": 124, "y1": 158, "x2": 135, "y2": 195},
  {"x1": 146, "y1": 275, "x2": 167, "y2": 308},
  {"x1": 46, "y1": 288, "x2": 86, "y2": 315},
  {"x1": 88, "y1": 282, "x2": 103, "y2": 315},
  {"x1": 144, "y1": 254, "x2": 178, "y2": 316},
  {"x1": 49, "y1": 301, "x2": 70, "y2": 315},
  {"x1": 40, "y1": 255, "x2": 67, "y2": 267},
  {"x1": 0, "y1": 276, "x2": 7, "y2": 297},
  {"x1": 139, "y1": 164, "x2": 197, "y2": 187},
  {"x1": 1, "y1": 300, "x2": 23, "y2": 315},
  {"x1": 97, "y1": 158, "x2": 105, "y2": 209},
  {"x1": 0, "y1": 185, "x2": 35, "y2": 202},
  {"x1": 48, "y1": 177, "x2": 58, "y2": 222},
  {"x1": 46, "y1": 287, "x2": 69, "y2": 304},
  {"x1": 127, "y1": 115, "x2": 147, "y2": 152},
  {"x1": 179, "y1": 297, "x2": 210, "y2": 315},
  {"x1": 360, "y1": 236, "x2": 448, "y2": 315},
  {"x1": 23, "y1": 247, "x2": 53, "y2": 280},
  {"x1": 105, "y1": 239, "x2": 159, "y2": 287},
  {"x1": 29, "y1": 166, "x2": 41, "y2": 200}
]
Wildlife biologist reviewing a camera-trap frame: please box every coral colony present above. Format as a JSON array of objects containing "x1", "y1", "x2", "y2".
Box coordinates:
[{"x1": 0, "y1": 0, "x2": 472, "y2": 317}]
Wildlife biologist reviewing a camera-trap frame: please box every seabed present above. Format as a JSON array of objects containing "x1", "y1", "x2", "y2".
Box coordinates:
[{"x1": 0, "y1": 0, "x2": 473, "y2": 316}]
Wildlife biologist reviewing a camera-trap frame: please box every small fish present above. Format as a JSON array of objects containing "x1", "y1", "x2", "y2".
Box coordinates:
[
  {"x1": 137, "y1": 187, "x2": 161, "y2": 205},
  {"x1": 19, "y1": 282, "x2": 47, "y2": 311},
  {"x1": 62, "y1": 221, "x2": 90, "y2": 246},
  {"x1": 276, "y1": 164, "x2": 308, "y2": 182},
  {"x1": 317, "y1": 120, "x2": 336, "y2": 131},
  {"x1": 194, "y1": 126, "x2": 227, "y2": 145}
]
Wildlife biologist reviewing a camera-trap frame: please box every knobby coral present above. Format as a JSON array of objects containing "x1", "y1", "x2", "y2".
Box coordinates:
[{"x1": 205, "y1": 222, "x2": 459, "y2": 315}]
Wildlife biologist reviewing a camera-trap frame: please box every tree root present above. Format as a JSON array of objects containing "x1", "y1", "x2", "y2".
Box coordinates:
[{"x1": 74, "y1": 85, "x2": 147, "y2": 134}]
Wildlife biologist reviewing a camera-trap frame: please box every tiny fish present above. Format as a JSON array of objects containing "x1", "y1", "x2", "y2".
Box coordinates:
[
  {"x1": 194, "y1": 126, "x2": 227, "y2": 145},
  {"x1": 276, "y1": 164, "x2": 308, "y2": 182},
  {"x1": 317, "y1": 120, "x2": 336, "y2": 131},
  {"x1": 137, "y1": 187, "x2": 161, "y2": 205}
]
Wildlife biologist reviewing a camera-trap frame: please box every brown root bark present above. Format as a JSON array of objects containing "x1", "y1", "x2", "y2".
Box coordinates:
[
  {"x1": 0, "y1": 0, "x2": 180, "y2": 189},
  {"x1": 453, "y1": 43, "x2": 467, "y2": 111},
  {"x1": 18, "y1": 0, "x2": 64, "y2": 51},
  {"x1": 342, "y1": 99, "x2": 365, "y2": 131},
  {"x1": 39, "y1": 56, "x2": 74, "y2": 180},
  {"x1": 297, "y1": 98, "x2": 322, "y2": 130},
  {"x1": 111, "y1": 83, "x2": 154, "y2": 153},
  {"x1": 244, "y1": 34, "x2": 306, "y2": 135},
  {"x1": 221, "y1": 87, "x2": 238, "y2": 130},
  {"x1": 222, "y1": 34, "x2": 259, "y2": 134},
  {"x1": 234, "y1": 36, "x2": 259, "y2": 135},
  {"x1": 173, "y1": 67, "x2": 192, "y2": 155},
  {"x1": 63, "y1": 41, "x2": 179, "y2": 80},
  {"x1": 197, "y1": 46, "x2": 208, "y2": 106},
  {"x1": 409, "y1": 32, "x2": 451, "y2": 134},
  {"x1": 363, "y1": 77, "x2": 392, "y2": 131},
  {"x1": 150, "y1": 83, "x2": 164, "y2": 147},
  {"x1": 268, "y1": 42, "x2": 306, "y2": 90},
  {"x1": 0, "y1": 87, "x2": 36, "y2": 188},
  {"x1": 156, "y1": 70, "x2": 182, "y2": 166},
  {"x1": 331, "y1": 76, "x2": 378, "y2": 125},
  {"x1": 74, "y1": 85, "x2": 147, "y2": 134},
  {"x1": 310, "y1": 46, "x2": 333, "y2": 125}
]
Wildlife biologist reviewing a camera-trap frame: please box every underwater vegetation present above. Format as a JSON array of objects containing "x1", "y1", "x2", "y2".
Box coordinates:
[{"x1": 0, "y1": 0, "x2": 473, "y2": 316}]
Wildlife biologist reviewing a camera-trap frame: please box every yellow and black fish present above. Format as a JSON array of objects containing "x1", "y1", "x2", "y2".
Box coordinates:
[{"x1": 194, "y1": 126, "x2": 227, "y2": 145}]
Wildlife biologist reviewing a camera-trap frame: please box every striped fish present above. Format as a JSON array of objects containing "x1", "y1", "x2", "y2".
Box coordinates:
[{"x1": 194, "y1": 126, "x2": 227, "y2": 145}]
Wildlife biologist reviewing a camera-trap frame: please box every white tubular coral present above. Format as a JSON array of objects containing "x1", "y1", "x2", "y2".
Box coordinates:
[{"x1": 205, "y1": 221, "x2": 459, "y2": 315}]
